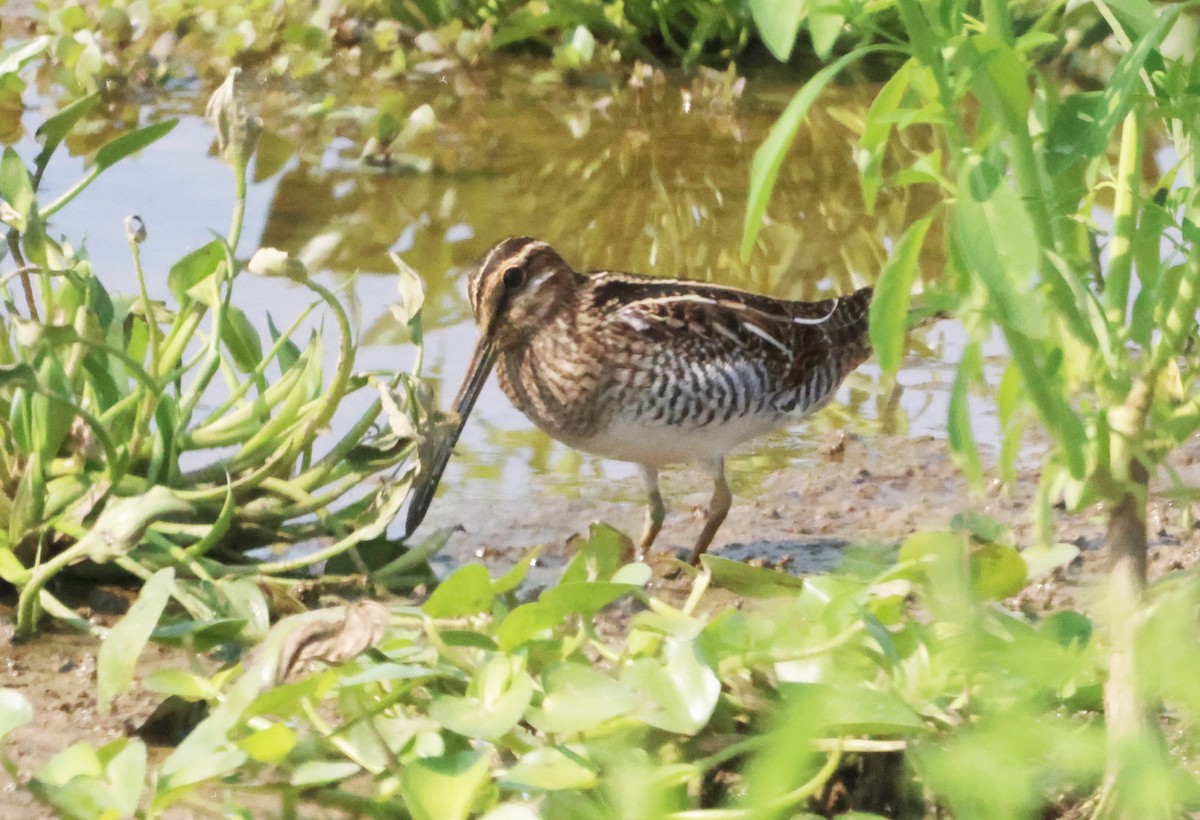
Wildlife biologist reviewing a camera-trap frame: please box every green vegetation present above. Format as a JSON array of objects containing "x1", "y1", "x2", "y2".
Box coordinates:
[
  {"x1": 0, "y1": 0, "x2": 1198, "y2": 817},
  {"x1": 0, "y1": 61, "x2": 427, "y2": 639},
  {"x1": 747, "y1": 0, "x2": 1200, "y2": 814}
]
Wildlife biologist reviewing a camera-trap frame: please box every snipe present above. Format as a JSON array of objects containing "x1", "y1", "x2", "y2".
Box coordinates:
[{"x1": 404, "y1": 237, "x2": 873, "y2": 565}]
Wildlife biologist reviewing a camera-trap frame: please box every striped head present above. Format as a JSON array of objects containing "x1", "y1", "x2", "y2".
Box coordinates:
[
  {"x1": 403, "y1": 237, "x2": 580, "y2": 537},
  {"x1": 466, "y1": 236, "x2": 584, "y2": 352}
]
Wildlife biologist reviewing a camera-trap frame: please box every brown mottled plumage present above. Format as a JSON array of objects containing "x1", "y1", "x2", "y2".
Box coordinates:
[{"x1": 405, "y1": 237, "x2": 873, "y2": 564}]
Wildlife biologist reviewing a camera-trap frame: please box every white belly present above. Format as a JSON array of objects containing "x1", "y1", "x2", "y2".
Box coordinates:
[{"x1": 564, "y1": 414, "x2": 786, "y2": 467}]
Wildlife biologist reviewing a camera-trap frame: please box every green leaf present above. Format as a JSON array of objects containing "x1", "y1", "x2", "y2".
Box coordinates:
[
  {"x1": 963, "y1": 36, "x2": 1031, "y2": 135},
  {"x1": 496, "y1": 600, "x2": 563, "y2": 651},
  {"x1": 743, "y1": 45, "x2": 899, "y2": 260},
  {"x1": 808, "y1": 2, "x2": 845, "y2": 60},
  {"x1": 748, "y1": 0, "x2": 808, "y2": 62},
  {"x1": 221, "y1": 306, "x2": 264, "y2": 373},
  {"x1": 622, "y1": 639, "x2": 719, "y2": 734},
  {"x1": 34, "y1": 93, "x2": 100, "y2": 178},
  {"x1": 423, "y1": 563, "x2": 494, "y2": 617},
  {"x1": 400, "y1": 750, "x2": 491, "y2": 820},
  {"x1": 1039, "y1": 609, "x2": 1093, "y2": 648},
  {"x1": 502, "y1": 746, "x2": 598, "y2": 791},
  {"x1": 0, "y1": 36, "x2": 50, "y2": 76},
  {"x1": 559, "y1": 522, "x2": 630, "y2": 584},
  {"x1": 492, "y1": 545, "x2": 542, "y2": 594},
  {"x1": 948, "y1": 348, "x2": 983, "y2": 486},
  {"x1": 780, "y1": 682, "x2": 927, "y2": 733},
  {"x1": 31, "y1": 737, "x2": 147, "y2": 819},
  {"x1": 290, "y1": 759, "x2": 361, "y2": 786},
  {"x1": 98, "y1": 568, "x2": 176, "y2": 714},
  {"x1": 870, "y1": 214, "x2": 933, "y2": 374},
  {"x1": 93, "y1": 119, "x2": 178, "y2": 172},
  {"x1": 142, "y1": 668, "x2": 219, "y2": 701},
  {"x1": 1021, "y1": 542, "x2": 1080, "y2": 578},
  {"x1": 527, "y1": 663, "x2": 638, "y2": 735},
  {"x1": 858, "y1": 60, "x2": 913, "y2": 214},
  {"x1": 700, "y1": 554, "x2": 805, "y2": 597},
  {"x1": 238, "y1": 722, "x2": 297, "y2": 764},
  {"x1": 970, "y1": 543, "x2": 1027, "y2": 600},
  {"x1": 0, "y1": 688, "x2": 34, "y2": 742},
  {"x1": 953, "y1": 159, "x2": 1042, "y2": 337},
  {"x1": 267, "y1": 313, "x2": 301, "y2": 374},
  {"x1": 0, "y1": 147, "x2": 34, "y2": 226},
  {"x1": 31, "y1": 353, "x2": 76, "y2": 464},
  {"x1": 167, "y1": 240, "x2": 225, "y2": 305},
  {"x1": 429, "y1": 654, "x2": 535, "y2": 741},
  {"x1": 538, "y1": 581, "x2": 643, "y2": 617},
  {"x1": 1043, "y1": 6, "x2": 1181, "y2": 174}
]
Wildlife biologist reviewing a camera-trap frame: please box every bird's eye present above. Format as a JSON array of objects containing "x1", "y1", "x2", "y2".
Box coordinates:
[{"x1": 502, "y1": 266, "x2": 525, "y2": 289}]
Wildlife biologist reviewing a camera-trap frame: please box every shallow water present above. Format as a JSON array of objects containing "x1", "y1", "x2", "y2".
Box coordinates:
[{"x1": 16, "y1": 60, "x2": 980, "y2": 541}]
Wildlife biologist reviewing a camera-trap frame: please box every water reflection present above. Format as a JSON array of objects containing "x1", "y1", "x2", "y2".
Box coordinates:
[{"x1": 23, "y1": 60, "x2": 960, "y2": 534}]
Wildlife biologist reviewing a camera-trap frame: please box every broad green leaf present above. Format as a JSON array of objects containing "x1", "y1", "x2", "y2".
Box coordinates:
[
  {"x1": 953, "y1": 159, "x2": 1042, "y2": 338},
  {"x1": 1039, "y1": 609, "x2": 1093, "y2": 648},
  {"x1": 780, "y1": 682, "x2": 927, "y2": 733},
  {"x1": 559, "y1": 522, "x2": 629, "y2": 584},
  {"x1": 430, "y1": 655, "x2": 535, "y2": 741},
  {"x1": 290, "y1": 759, "x2": 361, "y2": 786},
  {"x1": 0, "y1": 688, "x2": 34, "y2": 742},
  {"x1": 167, "y1": 240, "x2": 225, "y2": 305},
  {"x1": 34, "y1": 93, "x2": 100, "y2": 177},
  {"x1": 748, "y1": 0, "x2": 808, "y2": 62},
  {"x1": 869, "y1": 214, "x2": 934, "y2": 373},
  {"x1": 267, "y1": 313, "x2": 301, "y2": 374},
  {"x1": 496, "y1": 600, "x2": 563, "y2": 651},
  {"x1": 1021, "y1": 542, "x2": 1080, "y2": 578},
  {"x1": 492, "y1": 545, "x2": 542, "y2": 594},
  {"x1": 743, "y1": 45, "x2": 899, "y2": 260},
  {"x1": 238, "y1": 722, "x2": 296, "y2": 764},
  {"x1": 143, "y1": 668, "x2": 219, "y2": 701},
  {"x1": 623, "y1": 639, "x2": 719, "y2": 734},
  {"x1": 970, "y1": 543, "x2": 1027, "y2": 600},
  {"x1": 0, "y1": 147, "x2": 34, "y2": 226},
  {"x1": 0, "y1": 547, "x2": 27, "y2": 584},
  {"x1": 400, "y1": 750, "x2": 491, "y2": 820},
  {"x1": 963, "y1": 36, "x2": 1031, "y2": 134},
  {"x1": 1044, "y1": 5, "x2": 1181, "y2": 174},
  {"x1": 93, "y1": 119, "x2": 178, "y2": 171},
  {"x1": 808, "y1": 2, "x2": 845, "y2": 60},
  {"x1": 423, "y1": 563, "x2": 494, "y2": 617},
  {"x1": 898, "y1": 529, "x2": 960, "y2": 565},
  {"x1": 527, "y1": 663, "x2": 638, "y2": 735},
  {"x1": 98, "y1": 568, "x2": 176, "y2": 714},
  {"x1": 502, "y1": 746, "x2": 598, "y2": 791},
  {"x1": 31, "y1": 737, "x2": 146, "y2": 819},
  {"x1": 537, "y1": 581, "x2": 642, "y2": 617},
  {"x1": 104, "y1": 737, "x2": 147, "y2": 818},
  {"x1": 220, "y1": 305, "x2": 264, "y2": 373},
  {"x1": 858, "y1": 60, "x2": 913, "y2": 213},
  {"x1": 700, "y1": 554, "x2": 805, "y2": 597},
  {"x1": 32, "y1": 353, "x2": 75, "y2": 463},
  {"x1": 0, "y1": 36, "x2": 50, "y2": 76}
]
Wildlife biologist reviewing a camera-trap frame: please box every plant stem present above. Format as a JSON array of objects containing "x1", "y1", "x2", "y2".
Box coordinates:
[{"x1": 1097, "y1": 376, "x2": 1154, "y2": 817}]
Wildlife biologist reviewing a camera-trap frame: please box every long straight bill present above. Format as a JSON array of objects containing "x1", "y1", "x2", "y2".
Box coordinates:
[{"x1": 403, "y1": 337, "x2": 498, "y2": 538}]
